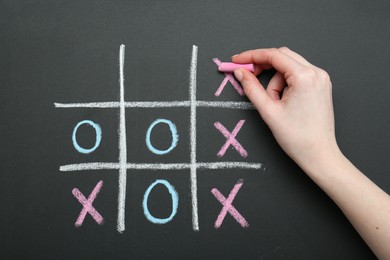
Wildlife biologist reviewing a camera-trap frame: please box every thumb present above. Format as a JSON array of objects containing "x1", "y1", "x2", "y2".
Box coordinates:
[{"x1": 234, "y1": 69, "x2": 271, "y2": 115}]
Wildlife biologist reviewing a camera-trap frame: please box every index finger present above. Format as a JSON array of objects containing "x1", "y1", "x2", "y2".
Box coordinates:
[{"x1": 232, "y1": 48, "x2": 304, "y2": 76}]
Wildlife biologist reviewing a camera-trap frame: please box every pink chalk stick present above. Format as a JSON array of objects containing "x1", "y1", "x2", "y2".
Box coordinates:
[
  {"x1": 218, "y1": 62, "x2": 255, "y2": 73},
  {"x1": 213, "y1": 58, "x2": 244, "y2": 96}
]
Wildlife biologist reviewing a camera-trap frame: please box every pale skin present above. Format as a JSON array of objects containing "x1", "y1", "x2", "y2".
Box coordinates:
[{"x1": 232, "y1": 47, "x2": 390, "y2": 259}]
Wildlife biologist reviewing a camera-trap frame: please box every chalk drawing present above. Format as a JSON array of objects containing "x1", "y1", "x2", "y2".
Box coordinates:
[
  {"x1": 146, "y1": 119, "x2": 178, "y2": 155},
  {"x1": 60, "y1": 162, "x2": 263, "y2": 172},
  {"x1": 55, "y1": 101, "x2": 255, "y2": 110},
  {"x1": 142, "y1": 179, "x2": 179, "y2": 224},
  {"x1": 211, "y1": 179, "x2": 249, "y2": 228},
  {"x1": 213, "y1": 58, "x2": 244, "y2": 97},
  {"x1": 72, "y1": 180, "x2": 104, "y2": 227},
  {"x1": 117, "y1": 44, "x2": 128, "y2": 233},
  {"x1": 55, "y1": 44, "x2": 264, "y2": 232},
  {"x1": 72, "y1": 120, "x2": 102, "y2": 154},
  {"x1": 214, "y1": 120, "x2": 248, "y2": 158},
  {"x1": 189, "y1": 45, "x2": 199, "y2": 231}
]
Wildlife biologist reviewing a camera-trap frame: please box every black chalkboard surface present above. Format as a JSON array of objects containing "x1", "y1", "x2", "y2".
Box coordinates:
[{"x1": 1, "y1": 1, "x2": 389, "y2": 259}]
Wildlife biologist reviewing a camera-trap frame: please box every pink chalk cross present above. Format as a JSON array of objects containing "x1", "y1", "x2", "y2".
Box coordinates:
[
  {"x1": 213, "y1": 58, "x2": 244, "y2": 97},
  {"x1": 214, "y1": 120, "x2": 248, "y2": 158},
  {"x1": 72, "y1": 180, "x2": 104, "y2": 227},
  {"x1": 211, "y1": 179, "x2": 249, "y2": 228}
]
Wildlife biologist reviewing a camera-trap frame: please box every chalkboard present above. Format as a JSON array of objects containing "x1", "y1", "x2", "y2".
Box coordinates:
[{"x1": 1, "y1": 1, "x2": 389, "y2": 259}]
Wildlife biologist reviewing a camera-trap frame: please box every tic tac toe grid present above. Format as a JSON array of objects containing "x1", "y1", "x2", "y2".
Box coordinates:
[{"x1": 55, "y1": 45, "x2": 264, "y2": 233}]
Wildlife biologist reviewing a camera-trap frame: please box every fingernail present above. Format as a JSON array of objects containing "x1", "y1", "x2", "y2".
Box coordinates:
[
  {"x1": 231, "y1": 54, "x2": 239, "y2": 58},
  {"x1": 234, "y1": 69, "x2": 243, "y2": 81}
]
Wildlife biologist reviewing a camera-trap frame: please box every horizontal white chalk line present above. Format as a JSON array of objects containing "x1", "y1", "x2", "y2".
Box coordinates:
[
  {"x1": 196, "y1": 101, "x2": 254, "y2": 109},
  {"x1": 55, "y1": 102, "x2": 121, "y2": 108},
  {"x1": 59, "y1": 162, "x2": 263, "y2": 172},
  {"x1": 197, "y1": 162, "x2": 263, "y2": 169},
  {"x1": 54, "y1": 101, "x2": 190, "y2": 108},
  {"x1": 54, "y1": 101, "x2": 255, "y2": 110},
  {"x1": 60, "y1": 162, "x2": 119, "y2": 171}
]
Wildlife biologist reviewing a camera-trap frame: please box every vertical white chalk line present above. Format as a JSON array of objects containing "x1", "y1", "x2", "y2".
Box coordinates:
[
  {"x1": 117, "y1": 44, "x2": 127, "y2": 233},
  {"x1": 190, "y1": 45, "x2": 199, "y2": 231}
]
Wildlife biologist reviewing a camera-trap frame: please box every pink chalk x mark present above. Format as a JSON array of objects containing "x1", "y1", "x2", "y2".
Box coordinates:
[
  {"x1": 213, "y1": 58, "x2": 244, "y2": 97},
  {"x1": 211, "y1": 179, "x2": 249, "y2": 228},
  {"x1": 72, "y1": 180, "x2": 104, "y2": 227},
  {"x1": 218, "y1": 62, "x2": 255, "y2": 73},
  {"x1": 214, "y1": 120, "x2": 248, "y2": 158}
]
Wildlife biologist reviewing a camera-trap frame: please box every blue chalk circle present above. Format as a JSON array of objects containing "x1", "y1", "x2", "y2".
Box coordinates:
[
  {"x1": 72, "y1": 120, "x2": 102, "y2": 154},
  {"x1": 146, "y1": 119, "x2": 178, "y2": 155},
  {"x1": 142, "y1": 179, "x2": 179, "y2": 224}
]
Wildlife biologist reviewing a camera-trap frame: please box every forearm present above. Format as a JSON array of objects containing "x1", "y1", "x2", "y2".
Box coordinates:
[{"x1": 298, "y1": 147, "x2": 390, "y2": 259}]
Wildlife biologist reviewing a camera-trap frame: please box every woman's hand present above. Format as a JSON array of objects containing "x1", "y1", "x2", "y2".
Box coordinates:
[{"x1": 232, "y1": 47, "x2": 338, "y2": 169}]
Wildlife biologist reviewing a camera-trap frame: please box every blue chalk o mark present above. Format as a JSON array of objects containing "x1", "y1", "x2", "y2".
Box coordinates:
[
  {"x1": 72, "y1": 120, "x2": 102, "y2": 154},
  {"x1": 142, "y1": 179, "x2": 179, "y2": 224},
  {"x1": 146, "y1": 119, "x2": 178, "y2": 155}
]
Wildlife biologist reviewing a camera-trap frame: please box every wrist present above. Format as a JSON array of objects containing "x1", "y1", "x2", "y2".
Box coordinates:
[{"x1": 293, "y1": 141, "x2": 345, "y2": 181}]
